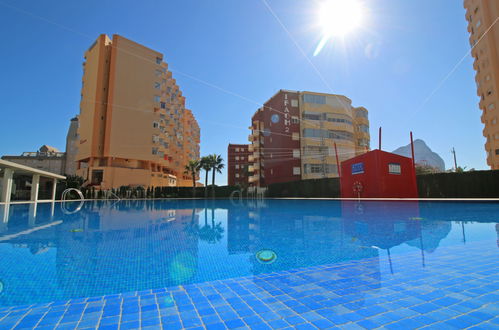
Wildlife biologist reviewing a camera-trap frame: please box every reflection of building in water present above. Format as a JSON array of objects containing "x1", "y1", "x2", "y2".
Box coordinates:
[
  {"x1": 341, "y1": 201, "x2": 421, "y2": 249},
  {"x1": 226, "y1": 200, "x2": 382, "y2": 309},
  {"x1": 0, "y1": 201, "x2": 200, "y2": 305},
  {"x1": 55, "y1": 202, "x2": 200, "y2": 296},
  {"x1": 341, "y1": 201, "x2": 453, "y2": 271},
  {"x1": 227, "y1": 206, "x2": 255, "y2": 254},
  {"x1": 406, "y1": 221, "x2": 451, "y2": 253},
  {"x1": 227, "y1": 201, "x2": 380, "y2": 275}
]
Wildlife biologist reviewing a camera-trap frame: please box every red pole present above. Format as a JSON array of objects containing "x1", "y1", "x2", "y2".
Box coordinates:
[
  {"x1": 410, "y1": 131, "x2": 419, "y2": 197},
  {"x1": 378, "y1": 127, "x2": 382, "y2": 150},
  {"x1": 334, "y1": 142, "x2": 341, "y2": 178},
  {"x1": 410, "y1": 131, "x2": 416, "y2": 172}
]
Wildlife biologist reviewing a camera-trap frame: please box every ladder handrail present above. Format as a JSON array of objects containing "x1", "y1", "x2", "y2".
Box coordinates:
[
  {"x1": 60, "y1": 188, "x2": 84, "y2": 215},
  {"x1": 61, "y1": 188, "x2": 84, "y2": 201}
]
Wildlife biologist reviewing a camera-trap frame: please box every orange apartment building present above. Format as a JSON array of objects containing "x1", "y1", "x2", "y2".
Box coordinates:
[
  {"x1": 464, "y1": 0, "x2": 499, "y2": 169},
  {"x1": 76, "y1": 34, "x2": 200, "y2": 189},
  {"x1": 227, "y1": 144, "x2": 251, "y2": 187}
]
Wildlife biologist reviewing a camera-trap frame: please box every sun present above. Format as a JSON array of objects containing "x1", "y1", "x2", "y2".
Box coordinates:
[
  {"x1": 320, "y1": 0, "x2": 364, "y2": 37},
  {"x1": 314, "y1": 0, "x2": 366, "y2": 56}
]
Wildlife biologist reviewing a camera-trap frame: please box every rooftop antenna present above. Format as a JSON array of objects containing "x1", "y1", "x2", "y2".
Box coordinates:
[
  {"x1": 451, "y1": 148, "x2": 458, "y2": 171},
  {"x1": 378, "y1": 127, "x2": 382, "y2": 150}
]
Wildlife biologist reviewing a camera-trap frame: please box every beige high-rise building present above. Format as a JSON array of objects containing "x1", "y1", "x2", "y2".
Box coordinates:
[
  {"x1": 248, "y1": 90, "x2": 369, "y2": 186},
  {"x1": 464, "y1": 1, "x2": 499, "y2": 169},
  {"x1": 76, "y1": 34, "x2": 200, "y2": 189}
]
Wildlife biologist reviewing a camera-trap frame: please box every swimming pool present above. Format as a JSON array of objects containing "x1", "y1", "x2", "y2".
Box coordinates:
[{"x1": 0, "y1": 199, "x2": 497, "y2": 328}]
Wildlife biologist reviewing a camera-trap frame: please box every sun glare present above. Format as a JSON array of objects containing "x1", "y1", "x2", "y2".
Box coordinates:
[{"x1": 314, "y1": 0, "x2": 365, "y2": 56}]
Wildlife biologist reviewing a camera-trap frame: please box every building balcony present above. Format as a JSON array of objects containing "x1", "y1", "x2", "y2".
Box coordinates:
[
  {"x1": 253, "y1": 163, "x2": 260, "y2": 170},
  {"x1": 248, "y1": 145, "x2": 254, "y2": 152},
  {"x1": 253, "y1": 152, "x2": 260, "y2": 159},
  {"x1": 248, "y1": 155, "x2": 254, "y2": 162},
  {"x1": 248, "y1": 175, "x2": 258, "y2": 183},
  {"x1": 248, "y1": 165, "x2": 254, "y2": 172}
]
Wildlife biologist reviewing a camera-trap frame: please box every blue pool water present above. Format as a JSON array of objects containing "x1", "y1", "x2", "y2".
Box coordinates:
[{"x1": 0, "y1": 199, "x2": 497, "y2": 309}]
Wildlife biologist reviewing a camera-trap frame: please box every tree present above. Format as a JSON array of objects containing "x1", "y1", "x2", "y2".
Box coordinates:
[
  {"x1": 184, "y1": 160, "x2": 200, "y2": 198},
  {"x1": 200, "y1": 156, "x2": 212, "y2": 198},
  {"x1": 209, "y1": 154, "x2": 224, "y2": 197},
  {"x1": 64, "y1": 175, "x2": 85, "y2": 189},
  {"x1": 415, "y1": 164, "x2": 439, "y2": 175}
]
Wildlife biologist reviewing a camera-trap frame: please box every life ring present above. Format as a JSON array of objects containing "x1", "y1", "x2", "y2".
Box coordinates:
[{"x1": 353, "y1": 181, "x2": 363, "y2": 194}]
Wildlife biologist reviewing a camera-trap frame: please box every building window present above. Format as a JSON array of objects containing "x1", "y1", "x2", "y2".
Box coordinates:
[
  {"x1": 152, "y1": 135, "x2": 159, "y2": 143},
  {"x1": 388, "y1": 163, "x2": 401, "y2": 174},
  {"x1": 356, "y1": 109, "x2": 368, "y2": 118},
  {"x1": 152, "y1": 147, "x2": 158, "y2": 155},
  {"x1": 476, "y1": 20, "x2": 482, "y2": 28},
  {"x1": 154, "y1": 95, "x2": 160, "y2": 103},
  {"x1": 292, "y1": 132, "x2": 300, "y2": 141},
  {"x1": 291, "y1": 99, "x2": 298, "y2": 107},
  {"x1": 155, "y1": 69, "x2": 162, "y2": 77},
  {"x1": 303, "y1": 94, "x2": 326, "y2": 105},
  {"x1": 156, "y1": 57, "x2": 162, "y2": 64},
  {"x1": 358, "y1": 139, "x2": 370, "y2": 147},
  {"x1": 293, "y1": 149, "x2": 300, "y2": 158},
  {"x1": 496, "y1": 149, "x2": 499, "y2": 155},
  {"x1": 358, "y1": 124, "x2": 369, "y2": 133},
  {"x1": 293, "y1": 167, "x2": 301, "y2": 175},
  {"x1": 235, "y1": 173, "x2": 240, "y2": 178},
  {"x1": 235, "y1": 156, "x2": 239, "y2": 161},
  {"x1": 235, "y1": 165, "x2": 239, "y2": 169},
  {"x1": 488, "y1": 103, "x2": 495, "y2": 110},
  {"x1": 291, "y1": 116, "x2": 299, "y2": 124},
  {"x1": 303, "y1": 112, "x2": 322, "y2": 121},
  {"x1": 235, "y1": 148, "x2": 239, "y2": 152},
  {"x1": 154, "y1": 82, "x2": 161, "y2": 89},
  {"x1": 153, "y1": 121, "x2": 159, "y2": 128},
  {"x1": 160, "y1": 102, "x2": 166, "y2": 109}
]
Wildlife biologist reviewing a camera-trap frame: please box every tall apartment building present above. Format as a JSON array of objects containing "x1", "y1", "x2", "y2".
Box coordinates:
[
  {"x1": 76, "y1": 34, "x2": 200, "y2": 189},
  {"x1": 464, "y1": 0, "x2": 499, "y2": 169},
  {"x1": 227, "y1": 144, "x2": 251, "y2": 186},
  {"x1": 248, "y1": 90, "x2": 369, "y2": 186}
]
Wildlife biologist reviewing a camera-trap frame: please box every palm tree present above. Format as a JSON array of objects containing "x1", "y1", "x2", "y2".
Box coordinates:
[
  {"x1": 200, "y1": 156, "x2": 212, "y2": 198},
  {"x1": 184, "y1": 159, "x2": 200, "y2": 198},
  {"x1": 210, "y1": 154, "x2": 224, "y2": 197}
]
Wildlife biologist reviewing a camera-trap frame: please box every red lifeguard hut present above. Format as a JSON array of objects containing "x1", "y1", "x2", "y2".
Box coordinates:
[{"x1": 340, "y1": 130, "x2": 418, "y2": 199}]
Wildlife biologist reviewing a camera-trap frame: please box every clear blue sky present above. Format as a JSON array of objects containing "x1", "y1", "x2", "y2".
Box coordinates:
[{"x1": 0, "y1": 0, "x2": 485, "y2": 185}]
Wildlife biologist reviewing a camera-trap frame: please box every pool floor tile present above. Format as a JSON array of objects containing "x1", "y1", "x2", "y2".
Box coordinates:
[{"x1": 0, "y1": 241, "x2": 497, "y2": 329}]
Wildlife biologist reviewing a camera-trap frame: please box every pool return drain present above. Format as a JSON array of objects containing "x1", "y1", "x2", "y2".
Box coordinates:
[{"x1": 255, "y1": 249, "x2": 277, "y2": 264}]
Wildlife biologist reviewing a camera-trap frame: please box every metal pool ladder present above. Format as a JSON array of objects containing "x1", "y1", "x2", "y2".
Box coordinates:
[
  {"x1": 61, "y1": 188, "x2": 85, "y2": 214},
  {"x1": 61, "y1": 188, "x2": 84, "y2": 201}
]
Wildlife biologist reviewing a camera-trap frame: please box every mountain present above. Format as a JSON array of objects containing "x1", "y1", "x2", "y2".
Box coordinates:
[{"x1": 392, "y1": 139, "x2": 445, "y2": 171}]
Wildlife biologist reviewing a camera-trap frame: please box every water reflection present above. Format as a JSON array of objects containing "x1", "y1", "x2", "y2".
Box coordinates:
[{"x1": 0, "y1": 199, "x2": 496, "y2": 307}]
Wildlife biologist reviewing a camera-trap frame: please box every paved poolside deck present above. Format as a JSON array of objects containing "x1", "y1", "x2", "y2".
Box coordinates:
[{"x1": 0, "y1": 240, "x2": 497, "y2": 329}]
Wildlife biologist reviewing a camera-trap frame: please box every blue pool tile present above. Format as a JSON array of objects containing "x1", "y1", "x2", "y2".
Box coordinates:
[
  {"x1": 268, "y1": 319, "x2": 289, "y2": 329},
  {"x1": 432, "y1": 297, "x2": 460, "y2": 307},
  {"x1": 284, "y1": 315, "x2": 307, "y2": 325},
  {"x1": 224, "y1": 318, "x2": 245, "y2": 328},
  {"x1": 311, "y1": 317, "x2": 335, "y2": 328},
  {"x1": 206, "y1": 322, "x2": 227, "y2": 330},
  {"x1": 294, "y1": 323, "x2": 317, "y2": 330},
  {"x1": 410, "y1": 302, "x2": 441, "y2": 314}
]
